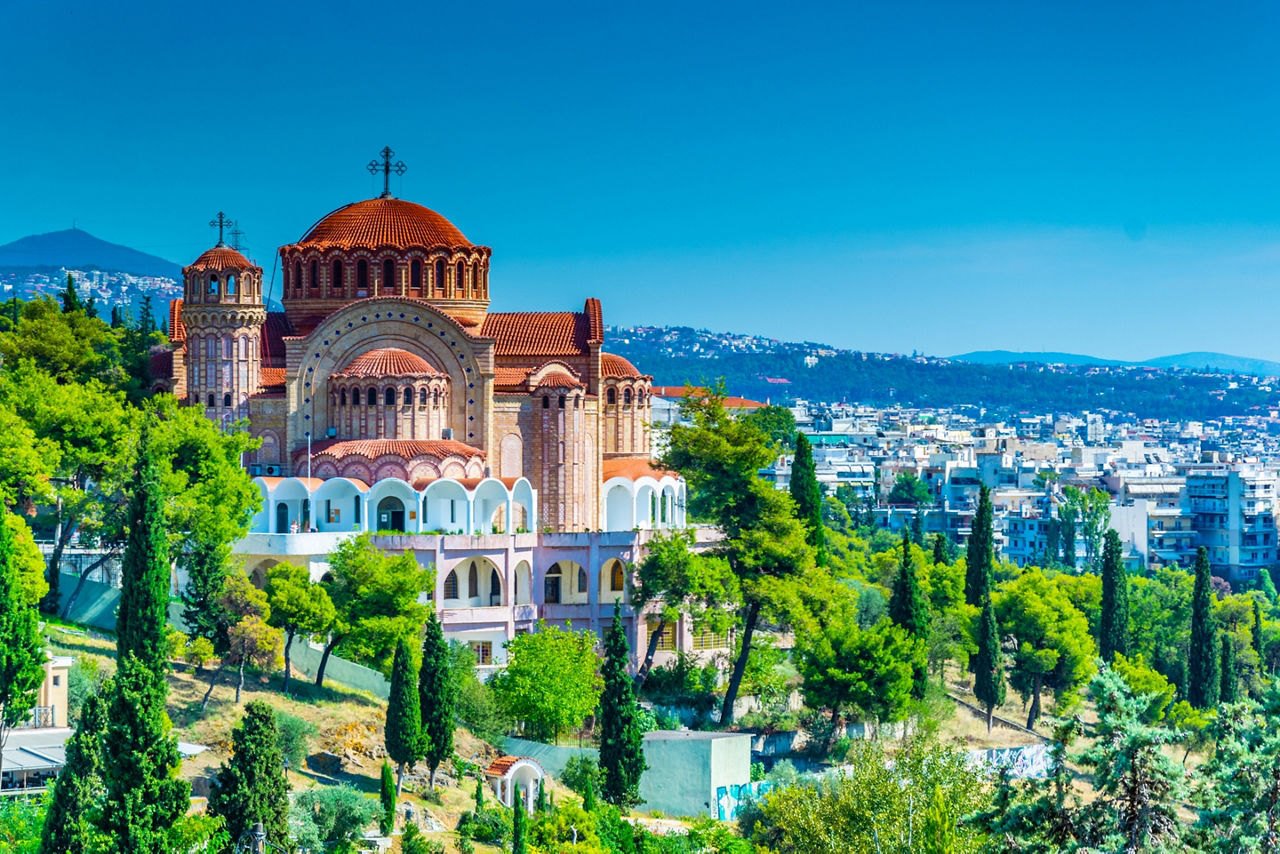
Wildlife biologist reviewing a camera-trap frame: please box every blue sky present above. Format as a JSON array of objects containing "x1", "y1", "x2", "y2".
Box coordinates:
[{"x1": 2, "y1": 1, "x2": 1279, "y2": 359}]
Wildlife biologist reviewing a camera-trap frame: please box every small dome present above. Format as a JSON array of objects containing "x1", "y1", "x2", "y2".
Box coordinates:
[
  {"x1": 535, "y1": 371, "x2": 584, "y2": 390},
  {"x1": 185, "y1": 245, "x2": 257, "y2": 272},
  {"x1": 601, "y1": 352, "x2": 643, "y2": 379},
  {"x1": 333, "y1": 348, "x2": 442, "y2": 378},
  {"x1": 292, "y1": 198, "x2": 474, "y2": 251}
]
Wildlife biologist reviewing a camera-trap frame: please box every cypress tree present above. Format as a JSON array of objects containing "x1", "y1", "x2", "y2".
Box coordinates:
[
  {"x1": 1061, "y1": 518, "x2": 1077, "y2": 571},
  {"x1": 38, "y1": 687, "x2": 107, "y2": 854},
  {"x1": 1098, "y1": 529, "x2": 1129, "y2": 662},
  {"x1": 512, "y1": 785, "x2": 527, "y2": 854},
  {"x1": 965, "y1": 485, "x2": 995, "y2": 606},
  {"x1": 1253, "y1": 599, "x2": 1265, "y2": 663},
  {"x1": 890, "y1": 527, "x2": 930, "y2": 698},
  {"x1": 110, "y1": 304, "x2": 123, "y2": 329},
  {"x1": 116, "y1": 422, "x2": 172, "y2": 672},
  {"x1": 911, "y1": 510, "x2": 925, "y2": 548},
  {"x1": 379, "y1": 760, "x2": 396, "y2": 835},
  {"x1": 419, "y1": 610, "x2": 455, "y2": 788},
  {"x1": 1189, "y1": 547, "x2": 1220, "y2": 710},
  {"x1": 208, "y1": 700, "x2": 289, "y2": 848},
  {"x1": 0, "y1": 514, "x2": 45, "y2": 783},
  {"x1": 973, "y1": 595, "x2": 1005, "y2": 733},
  {"x1": 1045, "y1": 518, "x2": 1061, "y2": 568},
  {"x1": 1220, "y1": 634, "x2": 1238, "y2": 704},
  {"x1": 181, "y1": 539, "x2": 231, "y2": 661},
  {"x1": 474, "y1": 776, "x2": 485, "y2": 813},
  {"x1": 932, "y1": 532, "x2": 948, "y2": 566},
  {"x1": 98, "y1": 656, "x2": 189, "y2": 852},
  {"x1": 60, "y1": 273, "x2": 82, "y2": 313},
  {"x1": 385, "y1": 638, "x2": 423, "y2": 794},
  {"x1": 599, "y1": 602, "x2": 646, "y2": 809},
  {"x1": 789, "y1": 433, "x2": 826, "y2": 565},
  {"x1": 582, "y1": 774, "x2": 597, "y2": 812},
  {"x1": 536, "y1": 778, "x2": 547, "y2": 813}
]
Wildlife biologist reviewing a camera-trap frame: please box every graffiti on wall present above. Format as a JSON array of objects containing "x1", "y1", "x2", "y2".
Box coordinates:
[
  {"x1": 716, "y1": 781, "x2": 774, "y2": 821},
  {"x1": 966, "y1": 743, "x2": 1053, "y2": 779}
]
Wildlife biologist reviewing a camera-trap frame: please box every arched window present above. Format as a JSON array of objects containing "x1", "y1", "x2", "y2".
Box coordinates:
[
  {"x1": 403, "y1": 387, "x2": 413, "y2": 405},
  {"x1": 223, "y1": 392, "x2": 232, "y2": 407},
  {"x1": 418, "y1": 387, "x2": 427, "y2": 405},
  {"x1": 542, "y1": 396, "x2": 550, "y2": 409},
  {"x1": 410, "y1": 259, "x2": 422, "y2": 290},
  {"x1": 489, "y1": 569, "x2": 501, "y2": 606},
  {"x1": 434, "y1": 258, "x2": 445, "y2": 295},
  {"x1": 340, "y1": 389, "x2": 347, "y2": 406},
  {"x1": 456, "y1": 261, "x2": 465, "y2": 295},
  {"x1": 367, "y1": 387, "x2": 377, "y2": 406},
  {"x1": 444, "y1": 571, "x2": 458, "y2": 599},
  {"x1": 207, "y1": 393, "x2": 215, "y2": 407},
  {"x1": 544, "y1": 566, "x2": 562, "y2": 604},
  {"x1": 383, "y1": 259, "x2": 395, "y2": 292},
  {"x1": 607, "y1": 388, "x2": 616, "y2": 405},
  {"x1": 577, "y1": 566, "x2": 588, "y2": 593},
  {"x1": 558, "y1": 395, "x2": 566, "y2": 409},
  {"x1": 294, "y1": 262, "x2": 302, "y2": 291},
  {"x1": 468, "y1": 562, "x2": 478, "y2": 598},
  {"x1": 434, "y1": 389, "x2": 442, "y2": 405},
  {"x1": 332, "y1": 259, "x2": 343, "y2": 292},
  {"x1": 611, "y1": 562, "x2": 625, "y2": 592},
  {"x1": 357, "y1": 260, "x2": 368, "y2": 294},
  {"x1": 227, "y1": 274, "x2": 236, "y2": 294},
  {"x1": 384, "y1": 387, "x2": 395, "y2": 406},
  {"x1": 624, "y1": 389, "x2": 632, "y2": 404},
  {"x1": 208, "y1": 275, "x2": 218, "y2": 294}
]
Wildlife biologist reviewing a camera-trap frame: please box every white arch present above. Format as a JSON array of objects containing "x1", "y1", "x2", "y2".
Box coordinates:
[
  {"x1": 602, "y1": 479, "x2": 636, "y2": 532},
  {"x1": 634, "y1": 478, "x2": 661, "y2": 530},
  {"x1": 311, "y1": 477, "x2": 370, "y2": 533},
  {"x1": 366, "y1": 478, "x2": 419, "y2": 532},
  {"x1": 423, "y1": 479, "x2": 470, "y2": 533},
  {"x1": 659, "y1": 480, "x2": 679, "y2": 530},
  {"x1": 511, "y1": 478, "x2": 536, "y2": 533},
  {"x1": 513, "y1": 560, "x2": 532, "y2": 605},
  {"x1": 268, "y1": 477, "x2": 319, "y2": 533},
  {"x1": 472, "y1": 478, "x2": 512, "y2": 535}
]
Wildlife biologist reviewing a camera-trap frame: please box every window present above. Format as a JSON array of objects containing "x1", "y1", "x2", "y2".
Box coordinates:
[
  {"x1": 340, "y1": 389, "x2": 347, "y2": 406},
  {"x1": 403, "y1": 387, "x2": 412, "y2": 405},
  {"x1": 542, "y1": 396, "x2": 550, "y2": 409},
  {"x1": 383, "y1": 259, "x2": 395, "y2": 292},
  {"x1": 624, "y1": 389, "x2": 632, "y2": 404},
  {"x1": 545, "y1": 567, "x2": 562, "y2": 603},
  {"x1": 611, "y1": 562, "x2": 625, "y2": 592},
  {"x1": 209, "y1": 275, "x2": 218, "y2": 294},
  {"x1": 357, "y1": 259, "x2": 368, "y2": 293},
  {"x1": 490, "y1": 569, "x2": 502, "y2": 606},
  {"x1": 332, "y1": 259, "x2": 343, "y2": 292},
  {"x1": 411, "y1": 259, "x2": 422, "y2": 290},
  {"x1": 692, "y1": 627, "x2": 729, "y2": 650},
  {"x1": 456, "y1": 260, "x2": 465, "y2": 294},
  {"x1": 294, "y1": 262, "x2": 302, "y2": 290},
  {"x1": 647, "y1": 619, "x2": 676, "y2": 651},
  {"x1": 384, "y1": 387, "x2": 395, "y2": 406},
  {"x1": 223, "y1": 392, "x2": 232, "y2": 407},
  {"x1": 227, "y1": 274, "x2": 236, "y2": 294},
  {"x1": 468, "y1": 562, "x2": 478, "y2": 598},
  {"x1": 607, "y1": 388, "x2": 616, "y2": 405},
  {"x1": 558, "y1": 396, "x2": 566, "y2": 409},
  {"x1": 367, "y1": 388, "x2": 377, "y2": 406},
  {"x1": 52, "y1": 675, "x2": 61, "y2": 687},
  {"x1": 444, "y1": 571, "x2": 458, "y2": 599},
  {"x1": 207, "y1": 393, "x2": 215, "y2": 408},
  {"x1": 419, "y1": 388, "x2": 427, "y2": 405},
  {"x1": 310, "y1": 260, "x2": 319, "y2": 289},
  {"x1": 577, "y1": 566, "x2": 588, "y2": 593},
  {"x1": 353, "y1": 495, "x2": 361, "y2": 524},
  {"x1": 470, "y1": 641, "x2": 493, "y2": 665},
  {"x1": 434, "y1": 258, "x2": 445, "y2": 294}
]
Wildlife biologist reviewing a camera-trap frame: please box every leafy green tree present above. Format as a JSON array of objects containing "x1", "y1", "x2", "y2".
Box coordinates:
[
  {"x1": 790, "y1": 433, "x2": 826, "y2": 564},
  {"x1": 419, "y1": 610, "x2": 454, "y2": 788},
  {"x1": 1112, "y1": 653, "x2": 1175, "y2": 723},
  {"x1": 536, "y1": 779, "x2": 547, "y2": 813},
  {"x1": 219, "y1": 574, "x2": 284, "y2": 705},
  {"x1": 1221, "y1": 631, "x2": 1239, "y2": 704},
  {"x1": 629, "y1": 529, "x2": 737, "y2": 688},
  {"x1": 493, "y1": 621, "x2": 603, "y2": 743},
  {"x1": 316, "y1": 533, "x2": 432, "y2": 686},
  {"x1": 599, "y1": 603, "x2": 646, "y2": 809},
  {"x1": 209, "y1": 700, "x2": 290, "y2": 848},
  {"x1": 98, "y1": 655, "x2": 189, "y2": 852},
  {"x1": 1098, "y1": 528, "x2": 1130, "y2": 662},
  {"x1": 386, "y1": 638, "x2": 423, "y2": 793},
  {"x1": 0, "y1": 514, "x2": 44, "y2": 782},
  {"x1": 38, "y1": 684, "x2": 107, "y2": 854},
  {"x1": 973, "y1": 596, "x2": 1005, "y2": 733},
  {"x1": 266, "y1": 561, "x2": 335, "y2": 695},
  {"x1": 181, "y1": 539, "x2": 231, "y2": 673},
  {"x1": 888, "y1": 471, "x2": 933, "y2": 506},
  {"x1": 1061, "y1": 486, "x2": 1112, "y2": 570},
  {"x1": 661, "y1": 385, "x2": 816, "y2": 725},
  {"x1": 889, "y1": 527, "x2": 930, "y2": 698},
  {"x1": 1129, "y1": 568, "x2": 1194, "y2": 698},
  {"x1": 114, "y1": 422, "x2": 171, "y2": 671},
  {"x1": 965, "y1": 485, "x2": 994, "y2": 606},
  {"x1": 379, "y1": 760, "x2": 396, "y2": 835},
  {"x1": 1044, "y1": 517, "x2": 1061, "y2": 569},
  {"x1": 996, "y1": 569, "x2": 1096, "y2": 729},
  {"x1": 741, "y1": 404, "x2": 797, "y2": 449},
  {"x1": 1189, "y1": 547, "x2": 1220, "y2": 710},
  {"x1": 1193, "y1": 684, "x2": 1280, "y2": 848},
  {"x1": 290, "y1": 785, "x2": 377, "y2": 852}
]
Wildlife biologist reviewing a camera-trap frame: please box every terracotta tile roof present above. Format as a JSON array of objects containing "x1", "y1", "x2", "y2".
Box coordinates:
[
  {"x1": 480, "y1": 298, "x2": 602, "y2": 357},
  {"x1": 261, "y1": 312, "x2": 292, "y2": 367},
  {"x1": 492, "y1": 367, "x2": 532, "y2": 391},
  {"x1": 259, "y1": 367, "x2": 286, "y2": 392},
  {"x1": 309, "y1": 439, "x2": 485, "y2": 462},
  {"x1": 149, "y1": 347, "x2": 172, "y2": 382},
  {"x1": 484, "y1": 756, "x2": 522, "y2": 777},
  {"x1": 603, "y1": 457, "x2": 678, "y2": 482},
  {"x1": 168, "y1": 299, "x2": 185, "y2": 342},
  {"x1": 184, "y1": 245, "x2": 259, "y2": 273},
  {"x1": 285, "y1": 198, "x2": 476, "y2": 251},
  {"x1": 601, "y1": 352, "x2": 646, "y2": 379},
  {"x1": 535, "y1": 371, "x2": 584, "y2": 390},
  {"x1": 650, "y1": 386, "x2": 765, "y2": 410},
  {"x1": 333, "y1": 348, "x2": 442, "y2": 378}
]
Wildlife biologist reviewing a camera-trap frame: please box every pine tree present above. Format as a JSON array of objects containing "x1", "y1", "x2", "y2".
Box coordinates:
[
  {"x1": 0, "y1": 514, "x2": 45, "y2": 783},
  {"x1": 1098, "y1": 529, "x2": 1129, "y2": 662},
  {"x1": 60, "y1": 273, "x2": 82, "y2": 313},
  {"x1": 1221, "y1": 634, "x2": 1238, "y2": 704},
  {"x1": 419, "y1": 611, "x2": 455, "y2": 788},
  {"x1": 98, "y1": 656, "x2": 189, "y2": 852},
  {"x1": 386, "y1": 638, "x2": 424, "y2": 794},
  {"x1": 1189, "y1": 547, "x2": 1221, "y2": 710},
  {"x1": 181, "y1": 539, "x2": 231, "y2": 663},
  {"x1": 973, "y1": 596, "x2": 1005, "y2": 732},
  {"x1": 209, "y1": 700, "x2": 289, "y2": 848},
  {"x1": 789, "y1": 433, "x2": 826, "y2": 565},
  {"x1": 38, "y1": 686, "x2": 107, "y2": 854},
  {"x1": 116, "y1": 423, "x2": 172, "y2": 672},
  {"x1": 965, "y1": 485, "x2": 994, "y2": 606},
  {"x1": 512, "y1": 785, "x2": 527, "y2": 854},
  {"x1": 890, "y1": 527, "x2": 930, "y2": 698},
  {"x1": 599, "y1": 602, "x2": 646, "y2": 809},
  {"x1": 379, "y1": 760, "x2": 397, "y2": 835}
]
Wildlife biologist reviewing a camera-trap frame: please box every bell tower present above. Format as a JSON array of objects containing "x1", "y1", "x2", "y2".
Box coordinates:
[{"x1": 180, "y1": 212, "x2": 266, "y2": 424}]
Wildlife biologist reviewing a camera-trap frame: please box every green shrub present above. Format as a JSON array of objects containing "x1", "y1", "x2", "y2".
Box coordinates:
[
  {"x1": 751, "y1": 761, "x2": 766, "y2": 782},
  {"x1": 67, "y1": 657, "x2": 101, "y2": 725},
  {"x1": 654, "y1": 709, "x2": 682, "y2": 730},
  {"x1": 275, "y1": 711, "x2": 317, "y2": 770},
  {"x1": 560, "y1": 754, "x2": 602, "y2": 797},
  {"x1": 401, "y1": 821, "x2": 445, "y2": 854},
  {"x1": 456, "y1": 808, "x2": 509, "y2": 845},
  {"x1": 641, "y1": 652, "x2": 719, "y2": 708}
]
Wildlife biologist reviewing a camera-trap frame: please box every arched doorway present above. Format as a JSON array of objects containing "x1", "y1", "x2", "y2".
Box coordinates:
[
  {"x1": 276, "y1": 502, "x2": 290, "y2": 533},
  {"x1": 377, "y1": 496, "x2": 406, "y2": 532}
]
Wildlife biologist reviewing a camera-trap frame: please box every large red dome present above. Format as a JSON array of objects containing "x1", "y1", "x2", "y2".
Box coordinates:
[{"x1": 293, "y1": 198, "x2": 474, "y2": 251}]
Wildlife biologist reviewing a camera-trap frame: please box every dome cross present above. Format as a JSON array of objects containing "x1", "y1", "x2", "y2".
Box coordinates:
[
  {"x1": 368, "y1": 146, "x2": 407, "y2": 199},
  {"x1": 209, "y1": 211, "x2": 233, "y2": 247}
]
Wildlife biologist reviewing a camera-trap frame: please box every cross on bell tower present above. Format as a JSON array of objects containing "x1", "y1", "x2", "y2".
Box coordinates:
[
  {"x1": 209, "y1": 211, "x2": 232, "y2": 247},
  {"x1": 368, "y1": 147, "x2": 407, "y2": 199}
]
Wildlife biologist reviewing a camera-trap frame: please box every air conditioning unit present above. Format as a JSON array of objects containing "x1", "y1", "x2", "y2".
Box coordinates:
[
  {"x1": 249, "y1": 464, "x2": 263, "y2": 476},
  {"x1": 442, "y1": 428, "x2": 453, "y2": 440},
  {"x1": 265, "y1": 465, "x2": 281, "y2": 476},
  {"x1": 327, "y1": 427, "x2": 337, "y2": 438}
]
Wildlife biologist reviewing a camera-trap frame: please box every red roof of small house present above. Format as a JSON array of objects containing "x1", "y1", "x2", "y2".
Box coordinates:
[{"x1": 650, "y1": 386, "x2": 765, "y2": 409}]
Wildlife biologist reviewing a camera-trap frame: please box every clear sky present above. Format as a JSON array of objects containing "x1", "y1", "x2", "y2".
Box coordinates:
[{"x1": 3, "y1": 1, "x2": 1279, "y2": 359}]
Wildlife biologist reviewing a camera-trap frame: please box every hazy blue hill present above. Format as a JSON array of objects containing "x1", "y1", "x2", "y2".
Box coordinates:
[
  {"x1": 0, "y1": 228, "x2": 180, "y2": 278},
  {"x1": 1141, "y1": 352, "x2": 1280, "y2": 376},
  {"x1": 952, "y1": 350, "x2": 1122, "y2": 366}
]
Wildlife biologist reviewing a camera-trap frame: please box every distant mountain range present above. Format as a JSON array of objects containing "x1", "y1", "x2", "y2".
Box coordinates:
[
  {"x1": 953, "y1": 350, "x2": 1280, "y2": 377},
  {"x1": 0, "y1": 228, "x2": 180, "y2": 279}
]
